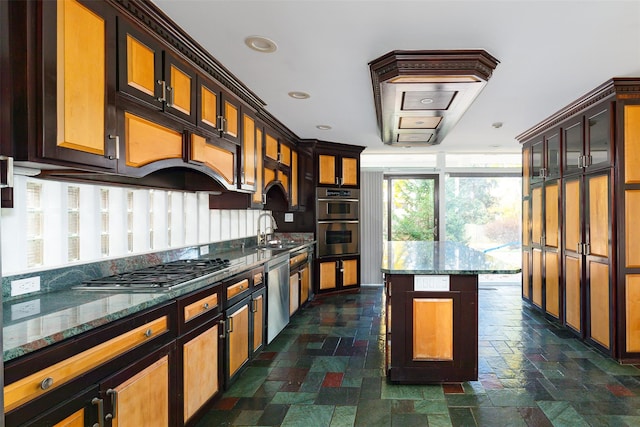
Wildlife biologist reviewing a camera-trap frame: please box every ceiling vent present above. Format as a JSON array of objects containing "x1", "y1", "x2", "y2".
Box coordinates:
[{"x1": 369, "y1": 50, "x2": 499, "y2": 147}]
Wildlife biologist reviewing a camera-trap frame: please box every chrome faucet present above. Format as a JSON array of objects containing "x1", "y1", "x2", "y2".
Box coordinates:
[{"x1": 257, "y1": 212, "x2": 278, "y2": 246}]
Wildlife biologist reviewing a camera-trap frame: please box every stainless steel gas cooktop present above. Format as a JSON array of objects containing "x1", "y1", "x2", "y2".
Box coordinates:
[{"x1": 75, "y1": 258, "x2": 233, "y2": 291}]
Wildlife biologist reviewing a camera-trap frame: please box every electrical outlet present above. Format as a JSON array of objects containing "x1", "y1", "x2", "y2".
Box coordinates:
[
  {"x1": 284, "y1": 213, "x2": 294, "y2": 223},
  {"x1": 199, "y1": 245, "x2": 209, "y2": 256},
  {"x1": 11, "y1": 276, "x2": 41, "y2": 297}
]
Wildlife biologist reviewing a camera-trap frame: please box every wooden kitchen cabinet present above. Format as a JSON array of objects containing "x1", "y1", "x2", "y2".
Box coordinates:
[
  {"x1": 197, "y1": 75, "x2": 242, "y2": 145},
  {"x1": 222, "y1": 267, "x2": 265, "y2": 387},
  {"x1": 518, "y1": 78, "x2": 639, "y2": 361},
  {"x1": 117, "y1": 18, "x2": 196, "y2": 125},
  {"x1": 36, "y1": 0, "x2": 118, "y2": 171},
  {"x1": 240, "y1": 110, "x2": 261, "y2": 193},
  {"x1": 313, "y1": 140, "x2": 365, "y2": 188},
  {"x1": 263, "y1": 129, "x2": 297, "y2": 205},
  {"x1": 4, "y1": 303, "x2": 176, "y2": 426},
  {"x1": 187, "y1": 130, "x2": 238, "y2": 190},
  {"x1": 99, "y1": 344, "x2": 175, "y2": 427},
  {"x1": 317, "y1": 256, "x2": 359, "y2": 294}
]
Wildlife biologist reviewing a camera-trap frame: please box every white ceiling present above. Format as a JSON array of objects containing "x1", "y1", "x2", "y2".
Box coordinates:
[{"x1": 153, "y1": 0, "x2": 640, "y2": 155}]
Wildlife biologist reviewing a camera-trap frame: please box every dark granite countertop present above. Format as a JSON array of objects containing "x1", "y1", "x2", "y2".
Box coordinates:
[
  {"x1": 3, "y1": 241, "x2": 315, "y2": 362},
  {"x1": 381, "y1": 241, "x2": 521, "y2": 275}
]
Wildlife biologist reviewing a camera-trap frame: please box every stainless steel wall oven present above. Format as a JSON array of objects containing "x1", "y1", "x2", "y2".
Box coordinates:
[{"x1": 316, "y1": 188, "x2": 359, "y2": 257}]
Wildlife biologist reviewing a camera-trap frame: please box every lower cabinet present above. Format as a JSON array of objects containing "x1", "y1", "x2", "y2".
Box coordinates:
[
  {"x1": 222, "y1": 268, "x2": 266, "y2": 388},
  {"x1": 225, "y1": 295, "x2": 251, "y2": 385},
  {"x1": 289, "y1": 271, "x2": 300, "y2": 315},
  {"x1": 99, "y1": 344, "x2": 175, "y2": 427},
  {"x1": 317, "y1": 255, "x2": 359, "y2": 293},
  {"x1": 180, "y1": 318, "x2": 222, "y2": 425}
]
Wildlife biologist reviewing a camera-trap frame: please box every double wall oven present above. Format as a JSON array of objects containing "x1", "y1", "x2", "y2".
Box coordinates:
[{"x1": 316, "y1": 188, "x2": 359, "y2": 257}]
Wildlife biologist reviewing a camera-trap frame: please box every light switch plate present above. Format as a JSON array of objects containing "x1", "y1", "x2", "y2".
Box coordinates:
[
  {"x1": 199, "y1": 245, "x2": 210, "y2": 256},
  {"x1": 284, "y1": 213, "x2": 294, "y2": 222},
  {"x1": 11, "y1": 276, "x2": 41, "y2": 297}
]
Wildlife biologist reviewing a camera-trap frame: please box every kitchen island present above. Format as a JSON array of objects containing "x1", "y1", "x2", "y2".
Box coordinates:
[{"x1": 382, "y1": 241, "x2": 521, "y2": 384}]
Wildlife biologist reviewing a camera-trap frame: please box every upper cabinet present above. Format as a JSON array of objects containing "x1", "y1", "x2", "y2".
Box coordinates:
[
  {"x1": 117, "y1": 19, "x2": 196, "y2": 125},
  {"x1": 197, "y1": 76, "x2": 242, "y2": 145},
  {"x1": 263, "y1": 129, "x2": 298, "y2": 207},
  {"x1": 314, "y1": 141, "x2": 365, "y2": 188},
  {"x1": 38, "y1": 0, "x2": 118, "y2": 171}
]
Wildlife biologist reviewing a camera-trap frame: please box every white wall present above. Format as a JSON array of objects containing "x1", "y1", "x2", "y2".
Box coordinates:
[{"x1": 0, "y1": 175, "x2": 262, "y2": 276}]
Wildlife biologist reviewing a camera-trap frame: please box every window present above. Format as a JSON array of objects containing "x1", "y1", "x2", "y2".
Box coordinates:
[
  {"x1": 26, "y1": 182, "x2": 44, "y2": 267},
  {"x1": 445, "y1": 174, "x2": 521, "y2": 265},
  {"x1": 384, "y1": 175, "x2": 439, "y2": 241},
  {"x1": 68, "y1": 186, "x2": 80, "y2": 261},
  {"x1": 100, "y1": 188, "x2": 109, "y2": 257},
  {"x1": 127, "y1": 190, "x2": 134, "y2": 253},
  {"x1": 149, "y1": 189, "x2": 154, "y2": 249}
]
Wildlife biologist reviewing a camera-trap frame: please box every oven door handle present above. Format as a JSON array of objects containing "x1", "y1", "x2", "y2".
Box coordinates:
[{"x1": 317, "y1": 198, "x2": 360, "y2": 202}]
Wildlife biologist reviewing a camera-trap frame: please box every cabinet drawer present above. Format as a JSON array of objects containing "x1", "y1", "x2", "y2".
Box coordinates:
[
  {"x1": 184, "y1": 293, "x2": 219, "y2": 323},
  {"x1": 290, "y1": 253, "x2": 308, "y2": 268},
  {"x1": 4, "y1": 316, "x2": 168, "y2": 412},
  {"x1": 227, "y1": 279, "x2": 249, "y2": 300}
]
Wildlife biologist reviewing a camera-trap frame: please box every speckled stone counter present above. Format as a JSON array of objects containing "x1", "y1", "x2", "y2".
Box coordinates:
[
  {"x1": 382, "y1": 240, "x2": 521, "y2": 275},
  {"x1": 382, "y1": 241, "x2": 520, "y2": 384},
  {"x1": 3, "y1": 241, "x2": 315, "y2": 362}
]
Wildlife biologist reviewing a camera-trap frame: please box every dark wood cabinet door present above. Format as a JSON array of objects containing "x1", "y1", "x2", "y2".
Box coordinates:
[
  {"x1": 117, "y1": 18, "x2": 164, "y2": 111},
  {"x1": 40, "y1": 0, "x2": 117, "y2": 170}
]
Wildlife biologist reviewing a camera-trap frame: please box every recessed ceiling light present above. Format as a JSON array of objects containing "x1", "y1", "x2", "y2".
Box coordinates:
[
  {"x1": 316, "y1": 125, "x2": 332, "y2": 130},
  {"x1": 415, "y1": 121, "x2": 425, "y2": 125},
  {"x1": 492, "y1": 122, "x2": 503, "y2": 128},
  {"x1": 420, "y1": 98, "x2": 434, "y2": 104},
  {"x1": 288, "y1": 91, "x2": 310, "y2": 100},
  {"x1": 244, "y1": 36, "x2": 278, "y2": 53}
]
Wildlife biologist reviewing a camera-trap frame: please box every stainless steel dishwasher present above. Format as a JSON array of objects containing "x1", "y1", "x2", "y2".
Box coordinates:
[{"x1": 266, "y1": 253, "x2": 290, "y2": 343}]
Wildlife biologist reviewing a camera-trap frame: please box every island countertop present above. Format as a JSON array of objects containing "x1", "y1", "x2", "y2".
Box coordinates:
[{"x1": 381, "y1": 241, "x2": 521, "y2": 275}]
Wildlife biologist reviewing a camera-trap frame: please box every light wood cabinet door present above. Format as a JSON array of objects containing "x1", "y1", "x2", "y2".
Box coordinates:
[
  {"x1": 110, "y1": 355, "x2": 170, "y2": 427},
  {"x1": 252, "y1": 126, "x2": 265, "y2": 206},
  {"x1": 532, "y1": 248, "x2": 542, "y2": 308},
  {"x1": 53, "y1": 409, "x2": 84, "y2": 427},
  {"x1": 242, "y1": 113, "x2": 257, "y2": 189},
  {"x1": 124, "y1": 112, "x2": 183, "y2": 168},
  {"x1": 41, "y1": 0, "x2": 116, "y2": 169},
  {"x1": 319, "y1": 261, "x2": 337, "y2": 290},
  {"x1": 318, "y1": 154, "x2": 337, "y2": 185},
  {"x1": 342, "y1": 259, "x2": 359, "y2": 287},
  {"x1": 252, "y1": 293, "x2": 264, "y2": 353},
  {"x1": 183, "y1": 324, "x2": 219, "y2": 423},
  {"x1": 189, "y1": 133, "x2": 236, "y2": 186},
  {"x1": 341, "y1": 157, "x2": 358, "y2": 186},
  {"x1": 300, "y1": 266, "x2": 310, "y2": 305},
  {"x1": 228, "y1": 304, "x2": 249, "y2": 379}
]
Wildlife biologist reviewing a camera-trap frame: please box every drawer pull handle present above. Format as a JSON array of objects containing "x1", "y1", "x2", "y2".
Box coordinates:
[
  {"x1": 40, "y1": 377, "x2": 54, "y2": 390},
  {"x1": 203, "y1": 302, "x2": 210, "y2": 310},
  {"x1": 107, "y1": 388, "x2": 118, "y2": 419},
  {"x1": 92, "y1": 397, "x2": 104, "y2": 427},
  {"x1": 144, "y1": 329, "x2": 153, "y2": 338}
]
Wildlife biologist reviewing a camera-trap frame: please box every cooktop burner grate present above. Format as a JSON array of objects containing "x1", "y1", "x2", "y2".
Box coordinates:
[{"x1": 78, "y1": 258, "x2": 231, "y2": 290}]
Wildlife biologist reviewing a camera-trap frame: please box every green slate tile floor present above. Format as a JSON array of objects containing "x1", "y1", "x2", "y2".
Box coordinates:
[{"x1": 196, "y1": 282, "x2": 640, "y2": 426}]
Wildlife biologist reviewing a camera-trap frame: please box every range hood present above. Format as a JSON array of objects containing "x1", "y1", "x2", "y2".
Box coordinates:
[{"x1": 369, "y1": 50, "x2": 499, "y2": 147}]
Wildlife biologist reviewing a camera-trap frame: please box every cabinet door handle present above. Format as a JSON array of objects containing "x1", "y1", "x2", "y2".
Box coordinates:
[
  {"x1": 107, "y1": 135, "x2": 119, "y2": 160},
  {"x1": 91, "y1": 397, "x2": 105, "y2": 427},
  {"x1": 0, "y1": 155, "x2": 14, "y2": 188},
  {"x1": 584, "y1": 243, "x2": 590, "y2": 256},
  {"x1": 335, "y1": 177, "x2": 339, "y2": 185},
  {"x1": 144, "y1": 328, "x2": 153, "y2": 338},
  {"x1": 261, "y1": 194, "x2": 267, "y2": 205},
  {"x1": 166, "y1": 86, "x2": 173, "y2": 107},
  {"x1": 203, "y1": 302, "x2": 210, "y2": 310},
  {"x1": 157, "y1": 80, "x2": 166, "y2": 103},
  {"x1": 577, "y1": 243, "x2": 583, "y2": 254},
  {"x1": 106, "y1": 388, "x2": 118, "y2": 420},
  {"x1": 228, "y1": 317, "x2": 234, "y2": 333},
  {"x1": 251, "y1": 299, "x2": 257, "y2": 313},
  {"x1": 219, "y1": 319, "x2": 226, "y2": 338}
]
